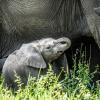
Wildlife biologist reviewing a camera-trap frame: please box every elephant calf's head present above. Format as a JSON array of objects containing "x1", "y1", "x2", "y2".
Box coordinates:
[
  {"x1": 38, "y1": 37, "x2": 71, "y2": 62},
  {"x1": 19, "y1": 37, "x2": 71, "y2": 68}
]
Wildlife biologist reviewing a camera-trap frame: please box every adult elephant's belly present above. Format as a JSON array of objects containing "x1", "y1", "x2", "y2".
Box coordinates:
[
  {"x1": 12, "y1": 16, "x2": 63, "y2": 39},
  {"x1": 2, "y1": 0, "x2": 90, "y2": 40},
  {"x1": 3, "y1": 0, "x2": 64, "y2": 39}
]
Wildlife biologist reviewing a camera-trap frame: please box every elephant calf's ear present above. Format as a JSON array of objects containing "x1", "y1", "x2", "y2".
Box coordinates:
[{"x1": 25, "y1": 48, "x2": 47, "y2": 69}]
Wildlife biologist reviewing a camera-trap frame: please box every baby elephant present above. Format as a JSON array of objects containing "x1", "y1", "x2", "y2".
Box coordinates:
[{"x1": 2, "y1": 37, "x2": 71, "y2": 89}]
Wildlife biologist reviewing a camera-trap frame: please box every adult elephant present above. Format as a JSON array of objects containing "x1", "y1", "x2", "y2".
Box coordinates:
[{"x1": 0, "y1": 0, "x2": 100, "y2": 80}]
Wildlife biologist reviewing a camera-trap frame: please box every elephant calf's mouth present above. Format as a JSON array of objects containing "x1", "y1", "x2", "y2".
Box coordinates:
[{"x1": 57, "y1": 51, "x2": 63, "y2": 54}]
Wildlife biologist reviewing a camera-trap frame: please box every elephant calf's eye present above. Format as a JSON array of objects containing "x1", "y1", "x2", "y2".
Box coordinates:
[
  {"x1": 60, "y1": 41, "x2": 66, "y2": 44},
  {"x1": 46, "y1": 46, "x2": 51, "y2": 49}
]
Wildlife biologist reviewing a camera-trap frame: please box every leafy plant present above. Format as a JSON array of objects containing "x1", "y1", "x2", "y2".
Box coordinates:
[{"x1": 0, "y1": 51, "x2": 100, "y2": 100}]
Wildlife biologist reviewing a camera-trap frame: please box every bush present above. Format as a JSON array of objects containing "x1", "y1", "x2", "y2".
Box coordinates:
[{"x1": 0, "y1": 52, "x2": 100, "y2": 100}]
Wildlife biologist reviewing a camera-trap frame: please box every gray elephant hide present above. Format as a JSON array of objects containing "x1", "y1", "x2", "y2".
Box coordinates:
[
  {"x1": 2, "y1": 37, "x2": 71, "y2": 89},
  {"x1": 80, "y1": 0, "x2": 100, "y2": 47},
  {"x1": 94, "y1": 7, "x2": 100, "y2": 16},
  {"x1": 0, "y1": 0, "x2": 100, "y2": 83},
  {"x1": 0, "y1": 0, "x2": 100, "y2": 58},
  {"x1": 0, "y1": 58, "x2": 6, "y2": 71}
]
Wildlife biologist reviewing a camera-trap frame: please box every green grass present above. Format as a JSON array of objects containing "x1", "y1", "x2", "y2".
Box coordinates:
[{"x1": 0, "y1": 53, "x2": 100, "y2": 100}]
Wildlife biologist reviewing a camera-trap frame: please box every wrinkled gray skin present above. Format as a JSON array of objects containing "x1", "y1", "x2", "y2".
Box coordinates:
[
  {"x1": 80, "y1": 0, "x2": 100, "y2": 47},
  {"x1": 94, "y1": 7, "x2": 100, "y2": 16},
  {"x1": 0, "y1": 0, "x2": 100, "y2": 58},
  {"x1": 2, "y1": 37, "x2": 71, "y2": 89},
  {"x1": 0, "y1": 58, "x2": 6, "y2": 71},
  {"x1": 0, "y1": 0, "x2": 100, "y2": 81}
]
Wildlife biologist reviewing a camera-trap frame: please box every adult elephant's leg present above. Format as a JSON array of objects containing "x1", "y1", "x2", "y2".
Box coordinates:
[
  {"x1": 80, "y1": 0, "x2": 100, "y2": 82},
  {"x1": 80, "y1": 0, "x2": 100, "y2": 47}
]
